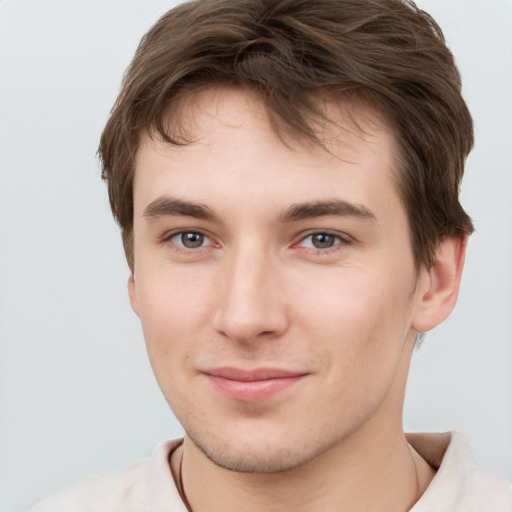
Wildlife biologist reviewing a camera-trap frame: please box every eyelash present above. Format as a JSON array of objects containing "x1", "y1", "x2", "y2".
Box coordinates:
[
  {"x1": 294, "y1": 231, "x2": 350, "y2": 255},
  {"x1": 164, "y1": 230, "x2": 217, "y2": 251},
  {"x1": 162, "y1": 230, "x2": 351, "y2": 255}
]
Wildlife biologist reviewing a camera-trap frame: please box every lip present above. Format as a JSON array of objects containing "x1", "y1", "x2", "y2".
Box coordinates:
[{"x1": 202, "y1": 367, "x2": 308, "y2": 402}]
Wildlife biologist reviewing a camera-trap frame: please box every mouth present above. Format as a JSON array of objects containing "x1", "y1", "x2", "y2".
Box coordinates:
[{"x1": 201, "y1": 367, "x2": 309, "y2": 402}]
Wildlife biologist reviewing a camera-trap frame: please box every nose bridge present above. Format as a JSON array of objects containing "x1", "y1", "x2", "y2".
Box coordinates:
[{"x1": 213, "y1": 240, "x2": 288, "y2": 343}]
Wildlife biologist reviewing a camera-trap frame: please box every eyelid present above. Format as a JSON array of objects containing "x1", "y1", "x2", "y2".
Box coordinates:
[
  {"x1": 160, "y1": 228, "x2": 351, "y2": 252},
  {"x1": 162, "y1": 228, "x2": 218, "y2": 249},
  {"x1": 294, "y1": 229, "x2": 352, "y2": 251}
]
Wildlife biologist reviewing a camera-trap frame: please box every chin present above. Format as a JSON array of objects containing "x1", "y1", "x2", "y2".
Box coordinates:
[{"x1": 186, "y1": 427, "x2": 337, "y2": 474}]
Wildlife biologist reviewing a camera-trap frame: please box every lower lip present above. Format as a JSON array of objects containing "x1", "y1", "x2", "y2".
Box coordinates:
[{"x1": 205, "y1": 375, "x2": 306, "y2": 402}]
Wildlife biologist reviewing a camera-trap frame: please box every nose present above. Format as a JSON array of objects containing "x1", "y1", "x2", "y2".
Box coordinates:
[{"x1": 212, "y1": 245, "x2": 289, "y2": 344}]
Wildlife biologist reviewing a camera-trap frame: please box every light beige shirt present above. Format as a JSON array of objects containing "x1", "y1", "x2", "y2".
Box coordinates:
[{"x1": 31, "y1": 432, "x2": 512, "y2": 511}]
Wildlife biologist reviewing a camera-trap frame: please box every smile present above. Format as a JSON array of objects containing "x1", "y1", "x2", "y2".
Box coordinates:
[{"x1": 202, "y1": 367, "x2": 309, "y2": 402}]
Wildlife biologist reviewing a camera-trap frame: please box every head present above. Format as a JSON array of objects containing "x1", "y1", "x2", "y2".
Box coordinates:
[
  {"x1": 99, "y1": 0, "x2": 474, "y2": 272},
  {"x1": 98, "y1": 0, "x2": 473, "y2": 473}
]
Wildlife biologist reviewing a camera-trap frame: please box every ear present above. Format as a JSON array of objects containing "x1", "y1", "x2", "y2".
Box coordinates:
[
  {"x1": 411, "y1": 236, "x2": 468, "y2": 333},
  {"x1": 128, "y1": 273, "x2": 140, "y2": 317}
]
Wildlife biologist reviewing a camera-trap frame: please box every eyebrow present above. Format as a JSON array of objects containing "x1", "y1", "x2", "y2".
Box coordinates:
[
  {"x1": 142, "y1": 197, "x2": 376, "y2": 224},
  {"x1": 279, "y1": 199, "x2": 377, "y2": 223},
  {"x1": 143, "y1": 197, "x2": 217, "y2": 221}
]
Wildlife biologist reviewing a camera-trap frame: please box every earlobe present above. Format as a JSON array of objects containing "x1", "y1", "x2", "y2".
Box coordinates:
[
  {"x1": 411, "y1": 236, "x2": 468, "y2": 333},
  {"x1": 128, "y1": 274, "x2": 139, "y2": 317}
]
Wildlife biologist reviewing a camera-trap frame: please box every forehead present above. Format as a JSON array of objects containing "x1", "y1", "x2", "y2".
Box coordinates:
[
  {"x1": 133, "y1": 87, "x2": 402, "y2": 222},
  {"x1": 154, "y1": 87, "x2": 394, "y2": 159}
]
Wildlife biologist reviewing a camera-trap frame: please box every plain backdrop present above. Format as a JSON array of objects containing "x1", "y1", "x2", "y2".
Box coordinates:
[{"x1": 0, "y1": 1, "x2": 511, "y2": 510}]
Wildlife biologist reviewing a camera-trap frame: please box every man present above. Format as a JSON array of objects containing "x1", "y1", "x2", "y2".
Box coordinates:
[{"x1": 31, "y1": 0, "x2": 511, "y2": 510}]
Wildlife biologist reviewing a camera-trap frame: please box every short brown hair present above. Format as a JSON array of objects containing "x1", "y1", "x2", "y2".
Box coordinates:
[{"x1": 99, "y1": 0, "x2": 474, "y2": 270}]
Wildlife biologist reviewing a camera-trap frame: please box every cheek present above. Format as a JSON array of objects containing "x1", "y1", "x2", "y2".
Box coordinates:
[
  {"x1": 135, "y1": 278, "x2": 211, "y2": 411},
  {"x1": 296, "y1": 264, "x2": 413, "y2": 334},
  {"x1": 294, "y1": 268, "x2": 414, "y2": 380},
  {"x1": 135, "y1": 269, "x2": 214, "y2": 367}
]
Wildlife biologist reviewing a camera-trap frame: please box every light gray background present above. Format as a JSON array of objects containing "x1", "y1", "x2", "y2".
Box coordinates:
[{"x1": 0, "y1": 1, "x2": 511, "y2": 510}]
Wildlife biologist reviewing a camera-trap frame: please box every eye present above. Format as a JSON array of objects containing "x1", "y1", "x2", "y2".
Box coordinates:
[
  {"x1": 170, "y1": 231, "x2": 212, "y2": 249},
  {"x1": 298, "y1": 232, "x2": 345, "y2": 250}
]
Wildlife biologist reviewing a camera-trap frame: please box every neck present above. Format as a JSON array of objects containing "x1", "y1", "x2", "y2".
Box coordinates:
[{"x1": 172, "y1": 421, "x2": 435, "y2": 512}]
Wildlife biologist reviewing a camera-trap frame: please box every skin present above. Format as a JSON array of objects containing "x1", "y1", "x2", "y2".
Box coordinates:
[{"x1": 129, "y1": 87, "x2": 466, "y2": 511}]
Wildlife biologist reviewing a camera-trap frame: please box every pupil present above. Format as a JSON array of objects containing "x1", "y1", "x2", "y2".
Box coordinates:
[
  {"x1": 182, "y1": 232, "x2": 204, "y2": 248},
  {"x1": 312, "y1": 233, "x2": 335, "y2": 249}
]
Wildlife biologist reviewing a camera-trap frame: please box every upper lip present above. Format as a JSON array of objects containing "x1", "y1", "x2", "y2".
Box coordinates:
[{"x1": 202, "y1": 367, "x2": 308, "y2": 382}]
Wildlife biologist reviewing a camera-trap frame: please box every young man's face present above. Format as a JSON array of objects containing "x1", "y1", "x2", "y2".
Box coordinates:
[{"x1": 129, "y1": 88, "x2": 430, "y2": 472}]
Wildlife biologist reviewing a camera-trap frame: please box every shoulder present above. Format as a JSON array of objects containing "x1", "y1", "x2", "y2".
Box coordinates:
[
  {"x1": 29, "y1": 440, "x2": 183, "y2": 512},
  {"x1": 468, "y1": 464, "x2": 512, "y2": 509},
  {"x1": 438, "y1": 431, "x2": 511, "y2": 507},
  {"x1": 29, "y1": 459, "x2": 148, "y2": 512},
  {"x1": 409, "y1": 431, "x2": 512, "y2": 511}
]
